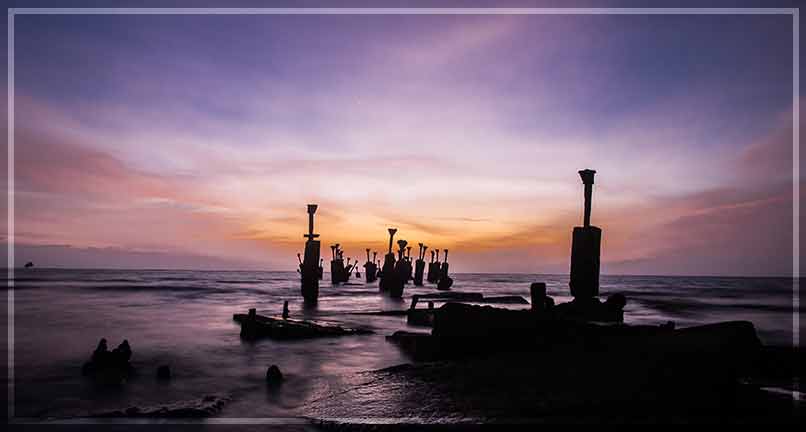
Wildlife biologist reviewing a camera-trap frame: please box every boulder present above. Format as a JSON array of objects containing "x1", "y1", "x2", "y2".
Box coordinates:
[
  {"x1": 82, "y1": 338, "x2": 135, "y2": 384},
  {"x1": 266, "y1": 365, "x2": 283, "y2": 385},
  {"x1": 156, "y1": 365, "x2": 171, "y2": 380}
]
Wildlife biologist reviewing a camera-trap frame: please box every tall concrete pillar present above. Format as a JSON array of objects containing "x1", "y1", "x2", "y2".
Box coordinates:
[
  {"x1": 570, "y1": 170, "x2": 601, "y2": 299},
  {"x1": 301, "y1": 204, "x2": 321, "y2": 303}
]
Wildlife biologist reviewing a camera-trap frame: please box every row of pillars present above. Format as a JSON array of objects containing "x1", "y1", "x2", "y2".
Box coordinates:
[
  {"x1": 299, "y1": 168, "x2": 600, "y2": 304},
  {"x1": 376, "y1": 229, "x2": 454, "y2": 298}
]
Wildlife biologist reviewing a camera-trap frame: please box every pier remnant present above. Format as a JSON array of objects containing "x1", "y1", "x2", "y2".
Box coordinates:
[
  {"x1": 330, "y1": 244, "x2": 348, "y2": 284},
  {"x1": 405, "y1": 246, "x2": 414, "y2": 282},
  {"x1": 391, "y1": 239, "x2": 408, "y2": 297},
  {"x1": 330, "y1": 245, "x2": 338, "y2": 283},
  {"x1": 379, "y1": 228, "x2": 401, "y2": 294},
  {"x1": 529, "y1": 282, "x2": 554, "y2": 312},
  {"x1": 236, "y1": 310, "x2": 373, "y2": 340},
  {"x1": 437, "y1": 249, "x2": 454, "y2": 290},
  {"x1": 427, "y1": 250, "x2": 437, "y2": 283},
  {"x1": 570, "y1": 169, "x2": 601, "y2": 299},
  {"x1": 301, "y1": 204, "x2": 321, "y2": 303},
  {"x1": 364, "y1": 248, "x2": 378, "y2": 283},
  {"x1": 414, "y1": 243, "x2": 427, "y2": 286},
  {"x1": 428, "y1": 249, "x2": 441, "y2": 283}
]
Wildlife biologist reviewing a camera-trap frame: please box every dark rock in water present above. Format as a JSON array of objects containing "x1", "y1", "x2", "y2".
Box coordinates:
[
  {"x1": 93, "y1": 394, "x2": 229, "y2": 418},
  {"x1": 347, "y1": 310, "x2": 409, "y2": 316},
  {"x1": 530, "y1": 282, "x2": 555, "y2": 312},
  {"x1": 82, "y1": 338, "x2": 134, "y2": 384},
  {"x1": 605, "y1": 292, "x2": 626, "y2": 310},
  {"x1": 24, "y1": 261, "x2": 34, "y2": 268},
  {"x1": 436, "y1": 275, "x2": 454, "y2": 290},
  {"x1": 234, "y1": 310, "x2": 373, "y2": 340},
  {"x1": 386, "y1": 330, "x2": 437, "y2": 358},
  {"x1": 480, "y1": 296, "x2": 529, "y2": 304},
  {"x1": 405, "y1": 293, "x2": 531, "y2": 328},
  {"x1": 553, "y1": 295, "x2": 626, "y2": 323},
  {"x1": 156, "y1": 365, "x2": 171, "y2": 380},
  {"x1": 417, "y1": 291, "x2": 483, "y2": 301},
  {"x1": 432, "y1": 303, "x2": 540, "y2": 340},
  {"x1": 394, "y1": 303, "x2": 761, "y2": 375},
  {"x1": 266, "y1": 364, "x2": 283, "y2": 385},
  {"x1": 407, "y1": 308, "x2": 436, "y2": 327}
]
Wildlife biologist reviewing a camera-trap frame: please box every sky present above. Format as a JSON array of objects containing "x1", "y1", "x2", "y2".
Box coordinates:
[{"x1": 0, "y1": 11, "x2": 800, "y2": 275}]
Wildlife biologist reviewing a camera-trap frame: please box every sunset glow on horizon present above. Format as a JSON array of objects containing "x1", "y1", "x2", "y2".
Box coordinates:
[{"x1": 2, "y1": 13, "x2": 798, "y2": 276}]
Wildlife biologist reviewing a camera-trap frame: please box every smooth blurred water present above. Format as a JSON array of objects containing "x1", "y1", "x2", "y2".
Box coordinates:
[{"x1": 4, "y1": 269, "x2": 798, "y2": 419}]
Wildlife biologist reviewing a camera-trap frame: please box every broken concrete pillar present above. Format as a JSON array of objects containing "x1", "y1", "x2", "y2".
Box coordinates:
[
  {"x1": 301, "y1": 204, "x2": 321, "y2": 303},
  {"x1": 530, "y1": 282, "x2": 548, "y2": 312},
  {"x1": 414, "y1": 243, "x2": 426, "y2": 286},
  {"x1": 364, "y1": 248, "x2": 378, "y2": 283},
  {"x1": 379, "y1": 228, "x2": 399, "y2": 293},
  {"x1": 392, "y1": 239, "x2": 408, "y2": 296},
  {"x1": 570, "y1": 169, "x2": 601, "y2": 299},
  {"x1": 318, "y1": 258, "x2": 324, "y2": 280}
]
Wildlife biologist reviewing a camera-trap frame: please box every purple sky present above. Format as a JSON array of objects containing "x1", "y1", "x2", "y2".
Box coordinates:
[{"x1": 0, "y1": 9, "x2": 800, "y2": 275}]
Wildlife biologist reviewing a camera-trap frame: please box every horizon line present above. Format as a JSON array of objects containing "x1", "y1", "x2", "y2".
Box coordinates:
[{"x1": 3, "y1": 267, "x2": 800, "y2": 280}]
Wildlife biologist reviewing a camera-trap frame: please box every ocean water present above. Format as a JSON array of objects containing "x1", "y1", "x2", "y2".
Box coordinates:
[{"x1": 4, "y1": 269, "x2": 798, "y2": 420}]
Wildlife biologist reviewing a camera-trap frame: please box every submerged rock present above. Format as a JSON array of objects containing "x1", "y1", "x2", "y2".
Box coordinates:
[
  {"x1": 391, "y1": 302, "x2": 761, "y2": 370},
  {"x1": 266, "y1": 365, "x2": 283, "y2": 385},
  {"x1": 234, "y1": 310, "x2": 373, "y2": 340},
  {"x1": 81, "y1": 338, "x2": 135, "y2": 384},
  {"x1": 553, "y1": 294, "x2": 626, "y2": 323},
  {"x1": 156, "y1": 365, "x2": 171, "y2": 380},
  {"x1": 437, "y1": 275, "x2": 454, "y2": 290}
]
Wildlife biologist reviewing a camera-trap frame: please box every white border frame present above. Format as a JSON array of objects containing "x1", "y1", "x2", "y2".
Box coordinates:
[{"x1": 5, "y1": 6, "x2": 801, "y2": 424}]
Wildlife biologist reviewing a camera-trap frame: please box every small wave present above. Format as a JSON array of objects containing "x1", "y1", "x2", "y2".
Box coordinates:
[
  {"x1": 92, "y1": 393, "x2": 230, "y2": 418},
  {"x1": 214, "y1": 280, "x2": 265, "y2": 284}
]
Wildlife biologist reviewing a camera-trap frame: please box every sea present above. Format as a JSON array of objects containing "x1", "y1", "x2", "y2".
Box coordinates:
[{"x1": 3, "y1": 269, "x2": 799, "y2": 420}]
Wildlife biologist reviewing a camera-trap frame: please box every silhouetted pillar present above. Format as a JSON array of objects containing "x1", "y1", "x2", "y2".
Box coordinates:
[
  {"x1": 330, "y1": 245, "x2": 338, "y2": 284},
  {"x1": 296, "y1": 253, "x2": 303, "y2": 277},
  {"x1": 301, "y1": 204, "x2": 321, "y2": 303},
  {"x1": 427, "y1": 250, "x2": 437, "y2": 283},
  {"x1": 405, "y1": 246, "x2": 414, "y2": 282},
  {"x1": 437, "y1": 249, "x2": 453, "y2": 290},
  {"x1": 379, "y1": 228, "x2": 399, "y2": 293},
  {"x1": 570, "y1": 169, "x2": 601, "y2": 299},
  {"x1": 530, "y1": 282, "x2": 547, "y2": 312},
  {"x1": 440, "y1": 249, "x2": 450, "y2": 279},
  {"x1": 364, "y1": 248, "x2": 377, "y2": 283},
  {"x1": 414, "y1": 243, "x2": 426, "y2": 286},
  {"x1": 332, "y1": 244, "x2": 347, "y2": 284},
  {"x1": 391, "y1": 239, "x2": 408, "y2": 297}
]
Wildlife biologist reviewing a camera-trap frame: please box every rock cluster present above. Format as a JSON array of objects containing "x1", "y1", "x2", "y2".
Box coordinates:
[{"x1": 81, "y1": 338, "x2": 134, "y2": 384}]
